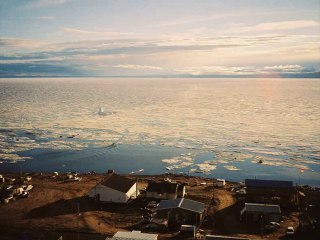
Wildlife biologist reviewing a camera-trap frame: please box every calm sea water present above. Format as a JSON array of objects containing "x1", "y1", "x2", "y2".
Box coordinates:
[{"x1": 0, "y1": 78, "x2": 319, "y2": 185}]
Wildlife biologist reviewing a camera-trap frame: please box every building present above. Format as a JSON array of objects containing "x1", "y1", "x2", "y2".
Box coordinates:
[
  {"x1": 245, "y1": 179, "x2": 295, "y2": 206},
  {"x1": 88, "y1": 173, "x2": 137, "y2": 203},
  {"x1": 146, "y1": 181, "x2": 185, "y2": 200},
  {"x1": 106, "y1": 230, "x2": 158, "y2": 240},
  {"x1": 240, "y1": 203, "x2": 281, "y2": 223},
  {"x1": 156, "y1": 198, "x2": 205, "y2": 228}
]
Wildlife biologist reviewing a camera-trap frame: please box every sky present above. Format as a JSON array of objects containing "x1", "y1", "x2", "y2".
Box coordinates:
[{"x1": 0, "y1": 0, "x2": 319, "y2": 77}]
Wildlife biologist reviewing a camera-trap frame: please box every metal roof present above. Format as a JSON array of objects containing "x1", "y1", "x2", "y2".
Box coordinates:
[
  {"x1": 157, "y1": 198, "x2": 205, "y2": 213},
  {"x1": 107, "y1": 231, "x2": 158, "y2": 240},
  {"x1": 242, "y1": 203, "x2": 281, "y2": 214},
  {"x1": 245, "y1": 179, "x2": 293, "y2": 188}
]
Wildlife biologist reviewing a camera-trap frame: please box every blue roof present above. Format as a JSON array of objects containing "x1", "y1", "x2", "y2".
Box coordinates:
[{"x1": 245, "y1": 179, "x2": 293, "y2": 188}]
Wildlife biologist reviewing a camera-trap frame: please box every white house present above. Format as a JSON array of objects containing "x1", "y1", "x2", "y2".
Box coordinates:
[{"x1": 88, "y1": 173, "x2": 137, "y2": 203}]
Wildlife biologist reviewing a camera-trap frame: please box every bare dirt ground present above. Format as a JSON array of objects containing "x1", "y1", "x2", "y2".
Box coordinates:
[{"x1": 0, "y1": 173, "x2": 319, "y2": 240}]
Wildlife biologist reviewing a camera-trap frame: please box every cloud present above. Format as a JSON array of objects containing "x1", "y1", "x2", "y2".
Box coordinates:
[
  {"x1": 228, "y1": 21, "x2": 320, "y2": 33},
  {"x1": 62, "y1": 27, "x2": 121, "y2": 37},
  {"x1": 159, "y1": 11, "x2": 319, "y2": 27},
  {"x1": 36, "y1": 16, "x2": 55, "y2": 20},
  {"x1": 113, "y1": 64, "x2": 162, "y2": 70},
  {"x1": 174, "y1": 64, "x2": 318, "y2": 76},
  {"x1": 0, "y1": 38, "x2": 45, "y2": 50},
  {"x1": 28, "y1": 0, "x2": 72, "y2": 8},
  {"x1": 263, "y1": 64, "x2": 312, "y2": 73},
  {"x1": 1, "y1": 34, "x2": 319, "y2": 77},
  {"x1": 174, "y1": 66, "x2": 256, "y2": 75}
]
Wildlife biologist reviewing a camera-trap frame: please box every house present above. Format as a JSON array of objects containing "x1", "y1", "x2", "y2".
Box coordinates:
[
  {"x1": 146, "y1": 181, "x2": 185, "y2": 200},
  {"x1": 88, "y1": 173, "x2": 137, "y2": 203},
  {"x1": 156, "y1": 198, "x2": 205, "y2": 228},
  {"x1": 240, "y1": 203, "x2": 281, "y2": 223},
  {"x1": 106, "y1": 230, "x2": 158, "y2": 240},
  {"x1": 245, "y1": 179, "x2": 295, "y2": 206}
]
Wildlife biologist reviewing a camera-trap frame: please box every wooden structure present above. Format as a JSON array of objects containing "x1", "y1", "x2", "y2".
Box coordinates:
[
  {"x1": 240, "y1": 203, "x2": 281, "y2": 223},
  {"x1": 156, "y1": 198, "x2": 205, "y2": 228},
  {"x1": 146, "y1": 181, "x2": 185, "y2": 200},
  {"x1": 245, "y1": 179, "x2": 295, "y2": 206}
]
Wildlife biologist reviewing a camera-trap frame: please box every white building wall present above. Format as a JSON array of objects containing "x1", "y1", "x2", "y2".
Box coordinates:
[
  {"x1": 88, "y1": 183, "x2": 137, "y2": 203},
  {"x1": 126, "y1": 183, "x2": 137, "y2": 199}
]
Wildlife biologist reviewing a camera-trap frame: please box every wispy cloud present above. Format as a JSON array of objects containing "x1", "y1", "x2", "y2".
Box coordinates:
[
  {"x1": 263, "y1": 64, "x2": 308, "y2": 73},
  {"x1": 0, "y1": 38, "x2": 46, "y2": 50},
  {"x1": 113, "y1": 64, "x2": 162, "y2": 70},
  {"x1": 28, "y1": 0, "x2": 72, "y2": 8},
  {"x1": 62, "y1": 27, "x2": 119, "y2": 36},
  {"x1": 174, "y1": 66, "x2": 256, "y2": 75},
  {"x1": 228, "y1": 20, "x2": 320, "y2": 33},
  {"x1": 36, "y1": 16, "x2": 55, "y2": 20},
  {"x1": 174, "y1": 64, "x2": 317, "y2": 76}
]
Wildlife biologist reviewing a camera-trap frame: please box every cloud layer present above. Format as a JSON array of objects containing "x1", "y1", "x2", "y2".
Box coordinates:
[{"x1": 1, "y1": 1, "x2": 319, "y2": 77}]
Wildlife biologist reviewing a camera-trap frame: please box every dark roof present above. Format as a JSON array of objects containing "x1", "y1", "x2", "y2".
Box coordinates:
[
  {"x1": 245, "y1": 179, "x2": 293, "y2": 189},
  {"x1": 146, "y1": 181, "x2": 178, "y2": 194},
  {"x1": 158, "y1": 198, "x2": 182, "y2": 209},
  {"x1": 158, "y1": 198, "x2": 205, "y2": 213},
  {"x1": 242, "y1": 203, "x2": 281, "y2": 214},
  {"x1": 101, "y1": 174, "x2": 136, "y2": 193}
]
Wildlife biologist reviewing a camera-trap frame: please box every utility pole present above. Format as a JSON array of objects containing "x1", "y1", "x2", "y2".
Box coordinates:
[
  {"x1": 260, "y1": 214, "x2": 264, "y2": 239},
  {"x1": 136, "y1": 177, "x2": 138, "y2": 198}
]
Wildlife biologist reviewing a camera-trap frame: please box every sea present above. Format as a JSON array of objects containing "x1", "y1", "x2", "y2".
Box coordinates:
[{"x1": 0, "y1": 78, "x2": 319, "y2": 186}]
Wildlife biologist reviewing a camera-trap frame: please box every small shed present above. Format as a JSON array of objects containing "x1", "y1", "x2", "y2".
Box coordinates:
[
  {"x1": 245, "y1": 179, "x2": 294, "y2": 205},
  {"x1": 88, "y1": 173, "x2": 137, "y2": 203},
  {"x1": 156, "y1": 198, "x2": 205, "y2": 227},
  {"x1": 240, "y1": 203, "x2": 281, "y2": 223}
]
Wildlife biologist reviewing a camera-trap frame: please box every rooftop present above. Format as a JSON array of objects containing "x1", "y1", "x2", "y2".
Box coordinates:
[
  {"x1": 241, "y1": 203, "x2": 281, "y2": 215},
  {"x1": 157, "y1": 198, "x2": 205, "y2": 213},
  {"x1": 101, "y1": 173, "x2": 136, "y2": 193},
  {"x1": 146, "y1": 181, "x2": 178, "y2": 194},
  {"x1": 245, "y1": 179, "x2": 293, "y2": 189}
]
